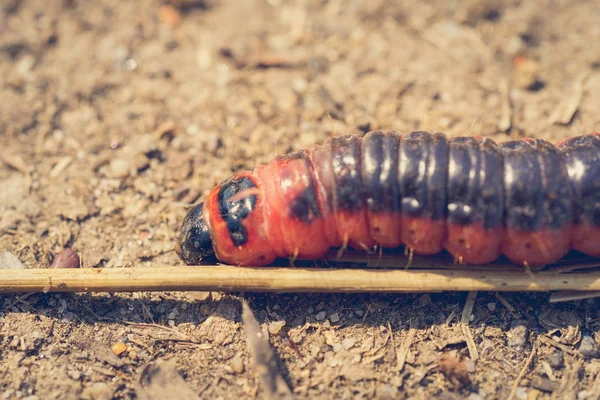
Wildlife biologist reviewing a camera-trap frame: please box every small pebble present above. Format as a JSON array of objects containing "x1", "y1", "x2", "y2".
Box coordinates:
[
  {"x1": 417, "y1": 294, "x2": 431, "y2": 307},
  {"x1": 578, "y1": 335, "x2": 600, "y2": 358},
  {"x1": 81, "y1": 382, "x2": 113, "y2": 400},
  {"x1": 0, "y1": 251, "x2": 26, "y2": 269},
  {"x1": 158, "y1": 4, "x2": 182, "y2": 28},
  {"x1": 513, "y1": 56, "x2": 541, "y2": 90},
  {"x1": 68, "y1": 370, "x2": 81, "y2": 380},
  {"x1": 487, "y1": 302, "x2": 497, "y2": 312},
  {"x1": 329, "y1": 313, "x2": 340, "y2": 323},
  {"x1": 464, "y1": 358, "x2": 476, "y2": 373},
  {"x1": 50, "y1": 249, "x2": 80, "y2": 269},
  {"x1": 342, "y1": 337, "x2": 357, "y2": 350},
  {"x1": 231, "y1": 353, "x2": 244, "y2": 374},
  {"x1": 109, "y1": 158, "x2": 131, "y2": 178},
  {"x1": 315, "y1": 311, "x2": 326, "y2": 321},
  {"x1": 128, "y1": 351, "x2": 137, "y2": 360},
  {"x1": 268, "y1": 320, "x2": 286, "y2": 335},
  {"x1": 467, "y1": 394, "x2": 484, "y2": 400},
  {"x1": 111, "y1": 343, "x2": 127, "y2": 356},
  {"x1": 507, "y1": 320, "x2": 528, "y2": 347},
  {"x1": 547, "y1": 351, "x2": 564, "y2": 368}
]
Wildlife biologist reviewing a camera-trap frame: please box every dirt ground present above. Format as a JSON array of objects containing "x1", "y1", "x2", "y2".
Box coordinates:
[{"x1": 1, "y1": 0, "x2": 600, "y2": 399}]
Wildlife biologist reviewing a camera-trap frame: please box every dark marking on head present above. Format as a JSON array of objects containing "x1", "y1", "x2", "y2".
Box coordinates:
[
  {"x1": 289, "y1": 185, "x2": 321, "y2": 222},
  {"x1": 176, "y1": 202, "x2": 216, "y2": 265},
  {"x1": 217, "y1": 176, "x2": 258, "y2": 246},
  {"x1": 331, "y1": 135, "x2": 364, "y2": 211}
]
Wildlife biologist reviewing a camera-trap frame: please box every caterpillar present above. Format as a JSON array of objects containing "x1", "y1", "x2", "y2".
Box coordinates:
[{"x1": 175, "y1": 130, "x2": 600, "y2": 267}]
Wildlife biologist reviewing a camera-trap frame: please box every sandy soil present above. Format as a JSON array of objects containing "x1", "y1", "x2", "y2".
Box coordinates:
[{"x1": 1, "y1": 0, "x2": 600, "y2": 399}]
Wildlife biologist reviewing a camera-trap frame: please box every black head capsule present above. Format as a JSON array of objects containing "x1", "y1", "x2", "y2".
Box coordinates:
[{"x1": 175, "y1": 202, "x2": 216, "y2": 265}]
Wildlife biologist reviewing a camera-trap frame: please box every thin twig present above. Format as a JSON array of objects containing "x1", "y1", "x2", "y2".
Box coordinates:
[
  {"x1": 242, "y1": 302, "x2": 294, "y2": 400},
  {"x1": 507, "y1": 339, "x2": 537, "y2": 400},
  {"x1": 460, "y1": 291, "x2": 479, "y2": 361},
  {"x1": 2, "y1": 266, "x2": 600, "y2": 293}
]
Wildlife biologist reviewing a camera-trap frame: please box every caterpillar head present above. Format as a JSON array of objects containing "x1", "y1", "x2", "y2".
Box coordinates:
[{"x1": 175, "y1": 202, "x2": 216, "y2": 265}]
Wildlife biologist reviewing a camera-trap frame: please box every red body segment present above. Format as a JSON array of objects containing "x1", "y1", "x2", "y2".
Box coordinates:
[
  {"x1": 204, "y1": 172, "x2": 276, "y2": 266},
  {"x1": 445, "y1": 223, "x2": 502, "y2": 264},
  {"x1": 572, "y1": 224, "x2": 600, "y2": 257},
  {"x1": 500, "y1": 226, "x2": 572, "y2": 266},
  {"x1": 257, "y1": 154, "x2": 331, "y2": 260}
]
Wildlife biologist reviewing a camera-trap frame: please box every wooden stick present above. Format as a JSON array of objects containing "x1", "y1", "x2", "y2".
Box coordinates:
[{"x1": 2, "y1": 266, "x2": 600, "y2": 293}]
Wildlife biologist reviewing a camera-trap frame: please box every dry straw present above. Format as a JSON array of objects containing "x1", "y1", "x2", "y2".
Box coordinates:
[{"x1": 1, "y1": 264, "x2": 600, "y2": 294}]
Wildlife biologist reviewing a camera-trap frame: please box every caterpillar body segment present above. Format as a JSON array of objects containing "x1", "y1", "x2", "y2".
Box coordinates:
[{"x1": 176, "y1": 131, "x2": 600, "y2": 267}]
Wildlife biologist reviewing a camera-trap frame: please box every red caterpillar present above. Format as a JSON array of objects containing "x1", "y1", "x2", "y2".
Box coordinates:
[{"x1": 175, "y1": 130, "x2": 600, "y2": 267}]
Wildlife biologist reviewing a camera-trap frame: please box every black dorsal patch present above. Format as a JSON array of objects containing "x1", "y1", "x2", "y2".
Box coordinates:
[
  {"x1": 217, "y1": 176, "x2": 258, "y2": 246},
  {"x1": 290, "y1": 185, "x2": 321, "y2": 223}
]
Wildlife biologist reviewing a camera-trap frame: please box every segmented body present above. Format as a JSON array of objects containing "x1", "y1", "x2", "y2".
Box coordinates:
[{"x1": 176, "y1": 130, "x2": 600, "y2": 267}]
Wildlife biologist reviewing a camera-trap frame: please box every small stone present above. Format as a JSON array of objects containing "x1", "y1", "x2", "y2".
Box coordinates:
[
  {"x1": 231, "y1": 353, "x2": 244, "y2": 374},
  {"x1": 513, "y1": 56, "x2": 541, "y2": 90},
  {"x1": 464, "y1": 358, "x2": 476, "y2": 373},
  {"x1": 128, "y1": 351, "x2": 137, "y2": 360},
  {"x1": 417, "y1": 294, "x2": 431, "y2": 308},
  {"x1": 507, "y1": 320, "x2": 528, "y2": 347},
  {"x1": 315, "y1": 311, "x2": 326, "y2": 321},
  {"x1": 329, "y1": 313, "x2": 340, "y2": 323},
  {"x1": 376, "y1": 384, "x2": 397, "y2": 399},
  {"x1": 355, "y1": 309, "x2": 364, "y2": 317},
  {"x1": 467, "y1": 394, "x2": 484, "y2": 400},
  {"x1": 109, "y1": 158, "x2": 131, "y2": 178},
  {"x1": 332, "y1": 343, "x2": 343, "y2": 353},
  {"x1": 81, "y1": 382, "x2": 113, "y2": 400},
  {"x1": 487, "y1": 302, "x2": 497, "y2": 312},
  {"x1": 578, "y1": 335, "x2": 600, "y2": 358},
  {"x1": 50, "y1": 249, "x2": 80, "y2": 269},
  {"x1": 315, "y1": 302, "x2": 326, "y2": 311},
  {"x1": 0, "y1": 251, "x2": 26, "y2": 269},
  {"x1": 515, "y1": 386, "x2": 527, "y2": 400},
  {"x1": 111, "y1": 342, "x2": 127, "y2": 356},
  {"x1": 68, "y1": 370, "x2": 81, "y2": 380},
  {"x1": 158, "y1": 5, "x2": 182, "y2": 28},
  {"x1": 547, "y1": 351, "x2": 564, "y2": 368},
  {"x1": 342, "y1": 337, "x2": 357, "y2": 350},
  {"x1": 268, "y1": 320, "x2": 286, "y2": 335}
]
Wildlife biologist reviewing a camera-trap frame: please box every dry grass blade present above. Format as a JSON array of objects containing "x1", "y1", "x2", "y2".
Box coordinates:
[
  {"x1": 396, "y1": 317, "x2": 417, "y2": 372},
  {"x1": 507, "y1": 340, "x2": 537, "y2": 400},
  {"x1": 242, "y1": 302, "x2": 294, "y2": 400}
]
